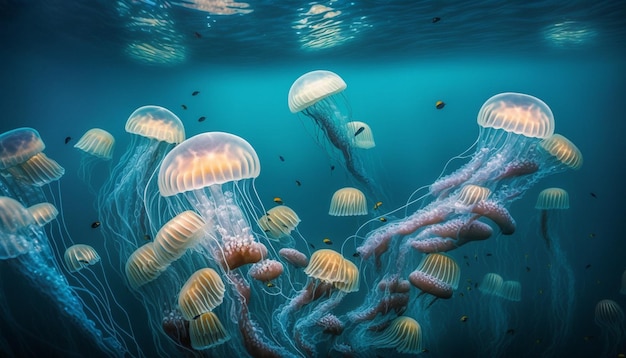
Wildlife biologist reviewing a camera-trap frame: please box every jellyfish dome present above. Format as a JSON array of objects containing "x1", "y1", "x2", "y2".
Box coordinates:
[
  {"x1": 288, "y1": 70, "x2": 347, "y2": 113},
  {"x1": 371, "y1": 316, "x2": 423, "y2": 354},
  {"x1": 409, "y1": 253, "x2": 460, "y2": 299},
  {"x1": 457, "y1": 184, "x2": 491, "y2": 206},
  {"x1": 125, "y1": 242, "x2": 170, "y2": 289},
  {"x1": 477, "y1": 92, "x2": 555, "y2": 143},
  {"x1": 178, "y1": 268, "x2": 226, "y2": 320},
  {"x1": 158, "y1": 132, "x2": 260, "y2": 196},
  {"x1": 0, "y1": 127, "x2": 45, "y2": 169},
  {"x1": 64, "y1": 244, "x2": 101, "y2": 272},
  {"x1": 535, "y1": 188, "x2": 569, "y2": 209},
  {"x1": 329, "y1": 187, "x2": 367, "y2": 216},
  {"x1": 257, "y1": 205, "x2": 301, "y2": 240},
  {"x1": 74, "y1": 128, "x2": 115, "y2": 160},
  {"x1": 479, "y1": 273, "x2": 504, "y2": 296},
  {"x1": 347, "y1": 121, "x2": 375, "y2": 149},
  {"x1": 0, "y1": 196, "x2": 34, "y2": 259},
  {"x1": 27, "y1": 202, "x2": 58, "y2": 226},
  {"x1": 152, "y1": 210, "x2": 206, "y2": 264},
  {"x1": 125, "y1": 105, "x2": 186, "y2": 144},
  {"x1": 539, "y1": 133, "x2": 583, "y2": 171},
  {"x1": 189, "y1": 311, "x2": 230, "y2": 350}
]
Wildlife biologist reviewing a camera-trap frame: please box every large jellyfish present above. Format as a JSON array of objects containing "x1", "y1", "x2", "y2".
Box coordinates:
[
  {"x1": 534, "y1": 187, "x2": 577, "y2": 356},
  {"x1": 98, "y1": 105, "x2": 185, "y2": 277},
  {"x1": 288, "y1": 70, "x2": 381, "y2": 199}
]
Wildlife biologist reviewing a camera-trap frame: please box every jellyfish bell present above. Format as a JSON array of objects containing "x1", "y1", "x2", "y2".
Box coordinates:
[
  {"x1": 125, "y1": 105, "x2": 186, "y2": 145},
  {"x1": 0, "y1": 127, "x2": 64, "y2": 187},
  {"x1": 370, "y1": 316, "x2": 423, "y2": 354},
  {"x1": 64, "y1": 244, "x2": 101, "y2": 272},
  {"x1": 74, "y1": 128, "x2": 115, "y2": 192},
  {"x1": 257, "y1": 205, "x2": 301, "y2": 242},
  {"x1": 328, "y1": 187, "x2": 368, "y2": 216},
  {"x1": 346, "y1": 121, "x2": 375, "y2": 149},
  {"x1": 538, "y1": 134, "x2": 583, "y2": 172},
  {"x1": 408, "y1": 253, "x2": 460, "y2": 300},
  {"x1": 288, "y1": 70, "x2": 347, "y2": 114},
  {"x1": 157, "y1": 131, "x2": 266, "y2": 271},
  {"x1": 178, "y1": 268, "x2": 226, "y2": 321},
  {"x1": 27, "y1": 202, "x2": 58, "y2": 227}
]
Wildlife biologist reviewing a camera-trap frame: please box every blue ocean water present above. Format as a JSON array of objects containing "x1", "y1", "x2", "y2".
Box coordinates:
[{"x1": 1, "y1": 0, "x2": 625, "y2": 357}]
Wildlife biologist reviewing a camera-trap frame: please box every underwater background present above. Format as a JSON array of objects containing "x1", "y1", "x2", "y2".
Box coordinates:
[{"x1": 1, "y1": 0, "x2": 625, "y2": 357}]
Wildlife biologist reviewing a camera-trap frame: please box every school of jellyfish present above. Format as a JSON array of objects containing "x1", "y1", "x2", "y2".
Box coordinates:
[{"x1": 1, "y1": 70, "x2": 623, "y2": 357}]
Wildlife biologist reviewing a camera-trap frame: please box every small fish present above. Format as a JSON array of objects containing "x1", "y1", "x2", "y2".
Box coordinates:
[
  {"x1": 78, "y1": 259, "x2": 89, "y2": 264},
  {"x1": 466, "y1": 286, "x2": 472, "y2": 291},
  {"x1": 354, "y1": 126, "x2": 365, "y2": 136},
  {"x1": 486, "y1": 253, "x2": 492, "y2": 257},
  {"x1": 295, "y1": 180, "x2": 301, "y2": 186},
  {"x1": 143, "y1": 234, "x2": 151, "y2": 241},
  {"x1": 181, "y1": 104, "x2": 187, "y2": 110},
  {"x1": 460, "y1": 315, "x2": 468, "y2": 323},
  {"x1": 91, "y1": 221, "x2": 101, "y2": 229},
  {"x1": 590, "y1": 192, "x2": 597, "y2": 198},
  {"x1": 585, "y1": 264, "x2": 591, "y2": 269},
  {"x1": 435, "y1": 100, "x2": 445, "y2": 109},
  {"x1": 64, "y1": 136, "x2": 72, "y2": 144},
  {"x1": 466, "y1": 262, "x2": 470, "y2": 267},
  {"x1": 273, "y1": 197, "x2": 283, "y2": 205},
  {"x1": 589, "y1": 233, "x2": 596, "y2": 238},
  {"x1": 323, "y1": 238, "x2": 333, "y2": 245},
  {"x1": 526, "y1": 266, "x2": 531, "y2": 272},
  {"x1": 506, "y1": 329, "x2": 515, "y2": 335},
  {"x1": 352, "y1": 252, "x2": 360, "y2": 258},
  {"x1": 463, "y1": 255, "x2": 468, "y2": 260},
  {"x1": 198, "y1": 116, "x2": 206, "y2": 122},
  {"x1": 379, "y1": 217, "x2": 387, "y2": 223},
  {"x1": 266, "y1": 282, "x2": 275, "y2": 288},
  {"x1": 422, "y1": 348, "x2": 430, "y2": 353},
  {"x1": 432, "y1": 17, "x2": 441, "y2": 23},
  {"x1": 474, "y1": 254, "x2": 478, "y2": 261},
  {"x1": 194, "y1": 31, "x2": 202, "y2": 38},
  {"x1": 192, "y1": 91, "x2": 200, "y2": 96},
  {"x1": 279, "y1": 155, "x2": 285, "y2": 162},
  {"x1": 263, "y1": 229, "x2": 270, "y2": 233},
  {"x1": 373, "y1": 201, "x2": 382, "y2": 210},
  {"x1": 330, "y1": 165, "x2": 335, "y2": 171},
  {"x1": 309, "y1": 242, "x2": 315, "y2": 249}
]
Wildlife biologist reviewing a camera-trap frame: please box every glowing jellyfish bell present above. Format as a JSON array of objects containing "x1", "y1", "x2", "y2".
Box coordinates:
[
  {"x1": 26, "y1": 203, "x2": 58, "y2": 227},
  {"x1": 64, "y1": 244, "x2": 100, "y2": 272},
  {"x1": 329, "y1": 187, "x2": 367, "y2": 216},
  {"x1": 0, "y1": 127, "x2": 64, "y2": 186},
  {"x1": 539, "y1": 134, "x2": 583, "y2": 172},
  {"x1": 409, "y1": 252, "x2": 460, "y2": 300},
  {"x1": 288, "y1": 70, "x2": 347, "y2": 114},
  {"x1": 158, "y1": 131, "x2": 266, "y2": 270},
  {"x1": 125, "y1": 105, "x2": 186, "y2": 145},
  {"x1": 477, "y1": 92, "x2": 555, "y2": 149},
  {"x1": 74, "y1": 128, "x2": 115, "y2": 160},
  {"x1": 370, "y1": 316, "x2": 423, "y2": 354}
]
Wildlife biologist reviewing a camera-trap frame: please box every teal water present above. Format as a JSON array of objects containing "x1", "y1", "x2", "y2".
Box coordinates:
[{"x1": 1, "y1": 1, "x2": 625, "y2": 357}]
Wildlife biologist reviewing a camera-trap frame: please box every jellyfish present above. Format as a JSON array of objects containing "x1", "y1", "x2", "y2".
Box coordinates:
[
  {"x1": 26, "y1": 202, "x2": 58, "y2": 227},
  {"x1": 189, "y1": 311, "x2": 230, "y2": 350},
  {"x1": 0, "y1": 196, "x2": 131, "y2": 356},
  {"x1": 329, "y1": 187, "x2": 368, "y2": 216},
  {"x1": 408, "y1": 252, "x2": 460, "y2": 306},
  {"x1": 356, "y1": 316, "x2": 423, "y2": 355},
  {"x1": 97, "y1": 106, "x2": 185, "y2": 276},
  {"x1": 257, "y1": 205, "x2": 301, "y2": 245},
  {"x1": 594, "y1": 299, "x2": 625, "y2": 357},
  {"x1": 0, "y1": 127, "x2": 64, "y2": 187},
  {"x1": 288, "y1": 70, "x2": 380, "y2": 199},
  {"x1": 534, "y1": 187, "x2": 577, "y2": 356},
  {"x1": 74, "y1": 128, "x2": 115, "y2": 193},
  {"x1": 346, "y1": 121, "x2": 375, "y2": 149}
]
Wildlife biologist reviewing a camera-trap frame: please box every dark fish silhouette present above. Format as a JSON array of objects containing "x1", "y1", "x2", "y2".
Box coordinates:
[
  {"x1": 181, "y1": 104, "x2": 187, "y2": 110},
  {"x1": 585, "y1": 264, "x2": 591, "y2": 269},
  {"x1": 460, "y1": 315, "x2": 468, "y2": 322},
  {"x1": 64, "y1": 136, "x2": 72, "y2": 144},
  {"x1": 192, "y1": 91, "x2": 200, "y2": 96},
  {"x1": 323, "y1": 238, "x2": 332, "y2": 245},
  {"x1": 91, "y1": 221, "x2": 101, "y2": 229},
  {"x1": 143, "y1": 234, "x2": 151, "y2": 241},
  {"x1": 330, "y1": 165, "x2": 335, "y2": 171},
  {"x1": 295, "y1": 180, "x2": 301, "y2": 186},
  {"x1": 352, "y1": 252, "x2": 360, "y2": 257},
  {"x1": 436, "y1": 100, "x2": 445, "y2": 109},
  {"x1": 432, "y1": 17, "x2": 441, "y2": 23},
  {"x1": 194, "y1": 32, "x2": 202, "y2": 38},
  {"x1": 279, "y1": 156, "x2": 285, "y2": 162},
  {"x1": 506, "y1": 329, "x2": 515, "y2": 335},
  {"x1": 354, "y1": 126, "x2": 365, "y2": 136},
  {"x1": 590, "y1": 192, "x2": 597, "y2": 198},
  {"x1": 198, "y1": 116, "x2": 206, "y2": 122}
]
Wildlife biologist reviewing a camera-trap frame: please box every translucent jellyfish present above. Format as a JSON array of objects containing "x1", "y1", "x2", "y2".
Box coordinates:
[
  {"x1": 97, "y1": 106, "x2": 185, "y2": 278},
  {"x1": 0, "y1": 196, "x2": 34, "y2": 259},
  {"x1": 74, "y1": 128, "x2": 115, "y2": 192},
  {"x1": 368, "y1": 316, "x2": 423, "y2": 354},
  {"x1": 158, "y1": 131, "x2": 266, "y2": 271},
  {"x1": 178, "y1": 268, "x2": 225, "y2": 320},
  {"x1": 288, "y1": 70, "x2": 380, "y2": 198},
  {"x1": 26, "y1": 202, "x2": 58, "y2": 227},
  {"x1": 479, "y1": 273, "x2": 504, "y2": 296},
  {"x1": 408, "y1": 253, "x2": 460, "y2": 303},
  {"x1": 189, "y1": 312, "x2": 230, "y2": 350},
  {"x1": 152, "y1": 210, "x2": 205, "y2": 264},
  {"x1": 594, "y1": 299, "x2": 625, "y2": 357},
  {"x1": 346, "y1": 121, "x2": 375, "y2": 149},
  {"x1": 535, "y1": 187, "x2": 576, "y2": 355},
  {"x1": 538, "y1": 134, "x2": 583, "y2": 173},
  {"x1": 0, "y1": 127, "x2": 64, "y2": 187},
  {"x1": 328, "y1": 187, "x2": 367, "y2": 216},
  {"x1": 125, "y1": 242, "x2": 170, "y2": 290},
  {"x1": 64, "y1": 244, "x2": 100, "y2": 272},
  {"x1": 257, "y1": 205, "x2": 301, "y2": 243}
]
